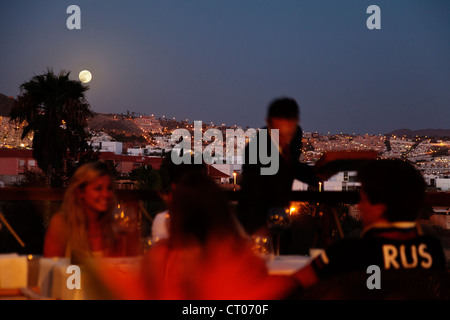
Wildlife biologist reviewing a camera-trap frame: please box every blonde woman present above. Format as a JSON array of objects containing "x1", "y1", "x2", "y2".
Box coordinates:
[{"x1": 43, "y1": 162, "x2": 125, "y2": 262}]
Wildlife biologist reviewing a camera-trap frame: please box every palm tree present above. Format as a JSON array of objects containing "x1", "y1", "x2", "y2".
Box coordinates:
[{"x1": 9, "y1": 69, "x2": 93, "y2": 186}]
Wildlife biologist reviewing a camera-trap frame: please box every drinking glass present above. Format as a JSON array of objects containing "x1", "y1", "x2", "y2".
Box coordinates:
[
  {"x1": 250, "y1": 234, "x2": 275, "y2": 261},
  {"x1": 266, "y1": 207, "x2": 291, "y2": 257},
  {"x1": 112, "y1": 203, "x2": 138, "y2": 255}
]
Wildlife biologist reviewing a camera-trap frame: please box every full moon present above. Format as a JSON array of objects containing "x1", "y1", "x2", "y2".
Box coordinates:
[{"x1": 79, "y1": 70, "x2": 92, "y2": 83}]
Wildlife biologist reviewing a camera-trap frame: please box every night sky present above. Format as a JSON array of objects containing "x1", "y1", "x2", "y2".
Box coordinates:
[{"x1": 1, "y1": 0, "x2": 449, "y2": 134}]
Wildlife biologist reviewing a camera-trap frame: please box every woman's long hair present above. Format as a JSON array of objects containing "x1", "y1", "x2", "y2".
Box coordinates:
[{"x1": 61, "y1": 162, "x2": 117, "y2": 261}]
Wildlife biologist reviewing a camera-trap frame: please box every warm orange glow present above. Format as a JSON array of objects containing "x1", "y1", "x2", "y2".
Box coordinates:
[
  {"x1": 90, "y1": 236, "x2": 299, "y2": 300},
  {"x1": 289, "y1": 206, "x2": 297, "y2": 216}
]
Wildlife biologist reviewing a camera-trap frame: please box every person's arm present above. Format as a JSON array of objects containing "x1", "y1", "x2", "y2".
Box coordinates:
[
  {"x1": 294, "y1": 239, "x2": 360, "y2": 289},
  {"x1": 43, "y1": 213, "x2": 68, "y2": 258}
]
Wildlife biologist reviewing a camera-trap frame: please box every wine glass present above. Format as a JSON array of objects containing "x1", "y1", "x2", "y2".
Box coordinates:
[
  {"x1": 140, "y1": 235, "x2": 163, "y2": 254},
  {"x1": 140, "y1": 236, "x2": 153, "y2": 254},
  {"x1": 112, "y1": 202, "x2": 138, "y2": 256},
  {"x1": 250, "y1": 234, "x2": 275, "y2": 261},
  {"x1": 266, "y1": 207, "x2": 292, "y2": 257}
]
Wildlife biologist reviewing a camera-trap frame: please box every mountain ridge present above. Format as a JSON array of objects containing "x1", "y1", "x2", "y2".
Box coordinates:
[{"x1": 389, "y1": 128, "x2": 450, "y2": 138}]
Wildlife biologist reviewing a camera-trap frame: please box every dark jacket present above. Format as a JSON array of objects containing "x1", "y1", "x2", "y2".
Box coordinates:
[{"x1": 236, "y1": 126, "x2": 319, "y2": 235}]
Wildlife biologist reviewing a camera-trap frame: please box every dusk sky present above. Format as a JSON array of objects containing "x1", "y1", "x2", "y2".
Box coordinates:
[{"x1": 1, "y1": 0, "x2": 449, "y2": 134}]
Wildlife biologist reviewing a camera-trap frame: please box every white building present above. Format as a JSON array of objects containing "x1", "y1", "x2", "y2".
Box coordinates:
[
  {"x1": 436, "y1": 178, "x2": 450, "y2": 191},
  {"x1": 212, "y1": 164, "x2": 242, "y2": 184},
  {"x1": 127, "y1": 148, "x2": 145, "y2": 156},
  {"x1": 324, "y1": 171, "x2": 360, "y2": 191},
  {"x1": 292, "y1": 180, "x2": 309, "y2": 191},
  {"x1": 90, "y1": 132, "x2": 113, "y2": 143},
  {"x1": 423, "y1": 174, "x2": 440, "y2": 187},
  {"x1": 91, "y1": 141, "x2": 123, "y2": 155},
  {"x1": 144, "y1": 147, "x2": 166, "y2": 156}
]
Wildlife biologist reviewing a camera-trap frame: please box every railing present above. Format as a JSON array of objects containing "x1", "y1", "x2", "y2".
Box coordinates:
[
  {"x1": 1, "y1": 187, "x2": 450, "y2": 207},
  {"x1": 0, "y1": 187, "x2": 161, "y2": 202}
]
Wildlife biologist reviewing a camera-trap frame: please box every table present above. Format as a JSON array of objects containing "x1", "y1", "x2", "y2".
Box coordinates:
[
  {"x1": 0, "y1": 254, "x2": 312, "y2": 299},
  {"x1": 0, "y1": 255, "x2": 144, "y2": 300},
  {"x1": 266, "y1": 255, "x2": 312, "y2": 275}
]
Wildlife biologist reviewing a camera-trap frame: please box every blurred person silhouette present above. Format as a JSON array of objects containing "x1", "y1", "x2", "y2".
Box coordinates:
[
  {"x1": 43, "y1": 161, "x2": 140, "y2": 263},
  {"x1": 139, "y1": 172, "x2": 300, "y2": 299},
  {"x1": 294, "y1": 159, "x2": 447, "y2": 297},
  {"x1": 236, "y1": 97, "x2": 321, "y2": 254},
  {"x1": 150, "y1": 155, "x2": 208, "y2": 243}
]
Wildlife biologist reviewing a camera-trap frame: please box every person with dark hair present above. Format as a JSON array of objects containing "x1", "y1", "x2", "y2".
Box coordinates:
[
  {"x1": 150, "y1": 155, "x2": 207, "y2": 242},
  {"x1": 167, "y1": 172, "x2": 242, "y2": 247},
  {"x1": 134, "y1": 172, "x2": 299, "y2": 299},
  {"x1": 356, "y1": 159, "x2": 426, "y2": 223},
  {"x1": 294, "y1": 159, "x2": 447, "y2": 295},
  {"x1": 158, "y1": 154, "x2": 207, "y2": 194},
  {"x1": 236, "y1": 97, "x2": 321, "y2": 253}
]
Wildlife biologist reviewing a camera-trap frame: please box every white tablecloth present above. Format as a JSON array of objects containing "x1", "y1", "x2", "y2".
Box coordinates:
[
  {"x1": 2, "y1": 254, "x2": 310, "y2": 299},
  {"x1": 266, "y1": 255, "x2": 311, "y2": 275},
  {"x1": 38, "y1": 257, "x2": 81, "y2": 300},
  {"x1": 0, "y1": 254, "x2": 28, "y2": 289},
  {"x1": 38, "y1": 256, "x2": 142, "y2": 300}
]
